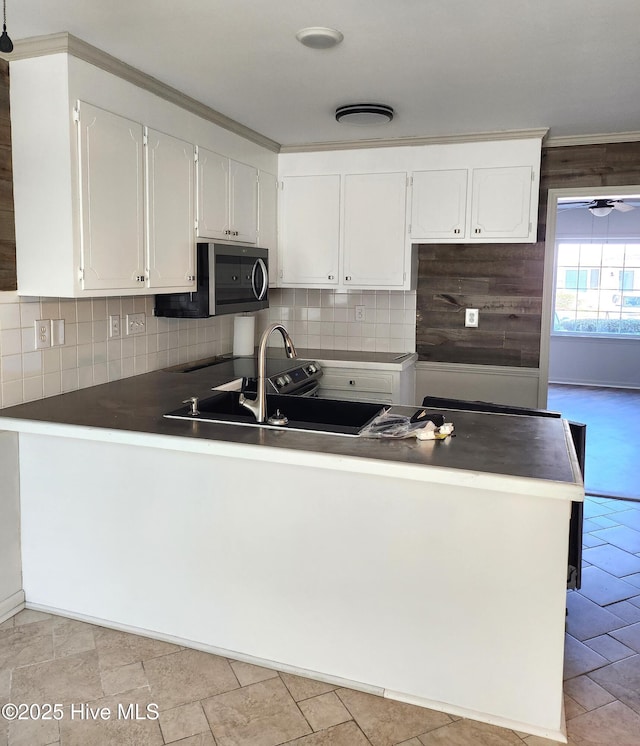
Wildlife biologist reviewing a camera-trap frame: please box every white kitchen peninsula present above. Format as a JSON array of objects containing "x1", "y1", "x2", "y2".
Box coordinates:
[{"x1": 0, "y1": 367, "x2": 583, "y2": 743}]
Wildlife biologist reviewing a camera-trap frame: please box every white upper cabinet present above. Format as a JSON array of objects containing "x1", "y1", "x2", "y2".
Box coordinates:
[
  {"x1": 77, "y1": 102, "x2": 145, "y2": 291},
  {"x1": 278, "y1": 172, "x2": 412, "y2": 290},
  {"x1": 410, "y1": 165, "x2": 536, "y2": 243},
  {"x1": 230, "y1": 159, "x2": 258, "y2": 244},
  {"x1": 470, "y1": 166, "x2": 533, "y2": 239},
  {"x1": 197, "y1": 147, "x2": 257, "y2": 244},
  {"x1": 279, "y1": 174, "x2": 341, "y2": 286},
  {"x1": 342, "y1": 172, "x2": 408, "y2": 287},
  {"x1": 257, "y1": 171, "x2": 278, "y2": 287},
  {"x1": 145, "y1": 128, "x2": 196, "y2": 289},
  {"x1": 9, "y1": 53, "x2": 277, "y2": 297},
  {"x1": 410, "y1": 169, "x2": 467, "y2": 239}
]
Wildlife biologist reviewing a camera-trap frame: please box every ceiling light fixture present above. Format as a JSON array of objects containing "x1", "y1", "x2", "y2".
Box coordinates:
[
  {"x1": 589, "y1": 205, "x2": 613, "y2": 217},
  {"x1": 295, "y1": 27, "x2": 344, "y2": 49},
  {"x1": 0, "y1": 0, "x2": 13, "y2": 53},
  {"x1": 335, "y1": 103, "x2": 394, "y2": 125}
]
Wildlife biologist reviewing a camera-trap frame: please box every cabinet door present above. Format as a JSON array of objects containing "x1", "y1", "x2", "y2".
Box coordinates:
[
  {"x1": 470, "y1": 166, "x2": 533, "y2": 239},
  {"x1": 197, "y1": 147, "x2": 230, "y2": 240},
  {"x1": 411, "y1": 169, "x2": 467, "y2": 239},
  {"x1": 77, "y1": 102, "x2": 145, "y2": 290},
  {"x1": 258, "y1": 171, "x2": 278, "y2": 286},
  {"x1": 146, "y1": 129, "x2": 195, "y2": 289},
  {"x1": 230, "y1": 160, "x2": 258, "y2": 244},
  {"x1": 342, "y1": 172, "x2": 408, "y2": 287},
  {"x1": 279, "y1": 175, "x2": 340, "y2": 286}
]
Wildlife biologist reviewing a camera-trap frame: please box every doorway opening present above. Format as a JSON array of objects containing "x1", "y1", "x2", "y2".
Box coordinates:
[{"x1": 541, "y1": 186, "x2": 640, "y2": 501}]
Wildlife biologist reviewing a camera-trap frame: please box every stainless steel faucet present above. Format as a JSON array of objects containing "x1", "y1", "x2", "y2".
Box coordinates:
[{"x1": 239, "y1": 322, "x2": 297, "y2": 423}]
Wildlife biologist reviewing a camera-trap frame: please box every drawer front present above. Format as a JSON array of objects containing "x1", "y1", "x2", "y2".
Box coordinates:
[
  {"x1": 320, "y1": 369, "x2": 394, "y2": 394},
  {"x1": 317, "y1": 388, "x2": 393, "y2": 404}
]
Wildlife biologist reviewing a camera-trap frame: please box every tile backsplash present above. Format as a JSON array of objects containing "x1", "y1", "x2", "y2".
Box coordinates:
[
  {"x1": 0, "y1": 288, "x2": 417, "y2": 409},
  {"x1": 264, "y1": 288, "x2": 416, "y2": 353},
  {"x1": 0, "y1": 292, "x2": 233, "y2": 409}
]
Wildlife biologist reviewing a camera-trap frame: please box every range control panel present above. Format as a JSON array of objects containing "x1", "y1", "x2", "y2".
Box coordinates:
[{"x1": 269, "y1": 362, "x2": 323, "y2": 395}]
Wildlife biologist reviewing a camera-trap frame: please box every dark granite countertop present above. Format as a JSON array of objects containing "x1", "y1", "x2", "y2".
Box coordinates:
[{"x1": 0, "y1": 354, "x2": 584, "y2": 492}]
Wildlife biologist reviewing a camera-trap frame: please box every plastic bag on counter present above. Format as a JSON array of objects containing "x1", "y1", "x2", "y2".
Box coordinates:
[{"x1": 361, "y1": 409, "x2": 455, "y2": 440}]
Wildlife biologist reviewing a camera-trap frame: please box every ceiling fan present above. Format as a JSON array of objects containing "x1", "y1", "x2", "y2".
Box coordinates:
[{"x1": 558, "y1": 198, "x2": 639, "y2": 217}]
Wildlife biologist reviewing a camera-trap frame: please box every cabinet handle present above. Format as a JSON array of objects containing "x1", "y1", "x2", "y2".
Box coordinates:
[
  {"x1": 328, "y1": 274, "x2": 335, "y2": 280},
  {"x1": 234, "y1": 231, "x2": 239, "y2": 236},
  {"x1": 454, "y1": 228, "x2": 461, "y2": 234},
  {"x1": 187, "y1": 275, "x2": 195, "y2": 282},
  {"x1": 345, "y1": 276, "x2": 352, "y2": 281},
  {"x1": 136, "y1": 275, "x2": 145, "y2": 282},
  {"x1": 474, "y1": 228, "x2": 481, "y2": 234},
  {"x1": 349, "y1": 380, "x2": 356, "y2": 386},
  {"x1": 225, "y1": 229, "x2": 231, "y2": 235}
]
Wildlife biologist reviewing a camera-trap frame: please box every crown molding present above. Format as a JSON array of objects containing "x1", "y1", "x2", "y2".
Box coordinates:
[
  {"x1": 0, "y1": 32, "x2": 281, "y2": 153},
  {"x1": 279, "y1": 128, "x2": 550, "y2": 153},
  {"x1": 543, "y1": 131, "x2": 640, "y2": 148}
]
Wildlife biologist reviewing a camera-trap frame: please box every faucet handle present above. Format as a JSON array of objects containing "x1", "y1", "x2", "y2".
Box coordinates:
[{"x1": 182, "y1": 396, "x2": 200, "y2": 416}]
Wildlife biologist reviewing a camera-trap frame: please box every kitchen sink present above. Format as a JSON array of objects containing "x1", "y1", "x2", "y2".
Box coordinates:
[{"x1": 164, "y1": 392, "x2": 385, "y2": 436}]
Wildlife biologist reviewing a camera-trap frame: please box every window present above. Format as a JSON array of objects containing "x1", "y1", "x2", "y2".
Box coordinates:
[{"x1": 553, "y1": 242, "x2": 640, "y2": 336}]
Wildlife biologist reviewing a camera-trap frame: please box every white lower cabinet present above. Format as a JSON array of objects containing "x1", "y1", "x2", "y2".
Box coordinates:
[
  {"x1": 317, "y1": 363, "x2": 416, "y2": 405},
  {"x1": 278, "y1": 172, "x2": 411, "y2": 290}
]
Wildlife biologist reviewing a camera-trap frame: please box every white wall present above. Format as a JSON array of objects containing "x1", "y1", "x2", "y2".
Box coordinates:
[{"x1": 549, "y1": 335, "x2": 639, "y2": 389}]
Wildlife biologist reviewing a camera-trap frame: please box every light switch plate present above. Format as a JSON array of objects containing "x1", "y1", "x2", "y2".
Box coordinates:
[
  {"x1": 51, "y1": 319, "x2": 65, "y2": 346},
  {"x1": 126, "y1": 312, "x2": 146, "y2": 335},
  {"x1": 465, "y1": 308, "x2": 479, "y2": 327}
]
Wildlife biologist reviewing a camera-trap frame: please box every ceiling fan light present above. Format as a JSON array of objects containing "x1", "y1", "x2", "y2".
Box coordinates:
[
  {"x1": 335, "y1": 103, "x2": 394, "y2": 125},
  {"x1": 590, "y1": 206, "x2": 613, "y2": 217}
]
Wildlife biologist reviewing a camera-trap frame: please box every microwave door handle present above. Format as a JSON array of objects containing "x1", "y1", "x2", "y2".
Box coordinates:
[{"x1": 252, "y1": 258, "x2": 268, "y2": 300}]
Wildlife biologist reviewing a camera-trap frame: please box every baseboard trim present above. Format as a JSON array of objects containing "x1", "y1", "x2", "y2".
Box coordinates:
[
  {"x1": 25, "y1": 600, "x2": 562, "y2": 741},
  {"x1": 0, "y1": 590, "x2": 25, "y2": 625}
]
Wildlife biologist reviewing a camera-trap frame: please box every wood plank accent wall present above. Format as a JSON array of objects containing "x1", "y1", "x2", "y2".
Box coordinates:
[
  {"x1": 416, "y1": 142, "x2": 640, "y2": 367},
  {"x1": 0, "y1": 59, "x2": 16, "y2": 291}
]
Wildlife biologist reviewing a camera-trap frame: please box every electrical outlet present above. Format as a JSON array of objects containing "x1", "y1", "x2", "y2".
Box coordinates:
[
  {"x1": 355, "y1": 305, "x2": 366, "y2": 322},
  {"x1": 126, "y1": 312, "x2": 146, "y2": 335},
  {"x1": 109, "y1": 315, "x2": 121, "y2": 338},
  {"x1": 34, "y1": 319, "x2": 51, "y2": 349},
  {"x1": 465, "y1": 308, "x2": 479, "y2": 328}
]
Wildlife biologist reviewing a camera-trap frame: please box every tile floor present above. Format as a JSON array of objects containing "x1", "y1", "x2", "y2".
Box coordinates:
[
  {"x1": 1, "y1": 497, "x2": 640, "y2": 746},
  {"x1": 547, "y1": 384, "x2": 640, "y2": 500}
]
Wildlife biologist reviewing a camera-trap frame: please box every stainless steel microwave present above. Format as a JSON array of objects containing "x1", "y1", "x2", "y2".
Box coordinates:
[{"x1": 154, "y1": 243, "x2": 269, "y2": 318}]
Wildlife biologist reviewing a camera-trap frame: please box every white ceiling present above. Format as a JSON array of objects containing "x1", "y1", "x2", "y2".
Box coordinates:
[{"x1": 6, "y1": 0, "x2": 640, "y2": 148}]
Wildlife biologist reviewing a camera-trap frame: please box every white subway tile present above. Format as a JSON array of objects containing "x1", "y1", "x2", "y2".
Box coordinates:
[
  {"x1": 2, "y1": 380, "x2": 23, "y2": 407},
  {"x1": 1, "y1": 328, "x2": 22, "y2": 355},
  {"x1": 61, "y1": 346, "x2": 78, "y2": 371},
  {"x1": 20, "y1": 302, "x2": 41, "y2": 328},
  {"x1": 61, "y1": 368, "x2": 79, "y2": 393},
  {"x1": 22, "y1": 350, "x2": 43, "y2": 377},
  {"x1": 78, "y1": 367, "x2": 94, "y2": 389},
  {"x1": 43, "y1": 372, "x2": 62, "y2": 398},
  {"x1": 1, "y1": 353, "x2": 22, "y2": 382},
  {"x1": 0, "y1": 303, "x2": 20, "y2": 329}
]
